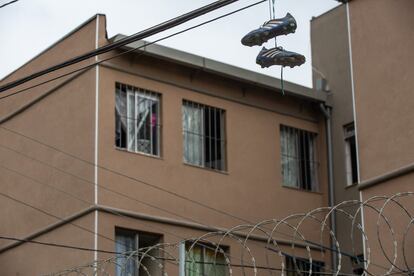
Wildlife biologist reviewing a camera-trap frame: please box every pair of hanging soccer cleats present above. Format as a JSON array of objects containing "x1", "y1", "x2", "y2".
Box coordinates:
[{"x1": 241, "y1": 13, "x2": 305, "y2": 68}]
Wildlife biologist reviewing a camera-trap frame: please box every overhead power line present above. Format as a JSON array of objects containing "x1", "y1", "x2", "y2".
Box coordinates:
[
  {"x1": 0, "y1": 124, "x2": 369, "y2": 260},
  {"x1": 0, "y1": 236, "x2": 363, "y2": 276},
  {"x1": 0, "y1": 0, "x2": 18, "y2": 9},
  {"x1": 0, "y1": 0, "x2": 267, "y2": 101},
  {"x1": 0, "y1": 0, "x2": 273, "y2": 263},
  {"x1": 1, "y1": 131, "x2": 388, "y2": 274},
  {"x1": 0, "y1": 0, "x2": 241, "y2": 93}
]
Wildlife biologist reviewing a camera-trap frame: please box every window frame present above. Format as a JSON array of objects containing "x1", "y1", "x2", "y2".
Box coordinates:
[
  {"x1": 114, "y1": 227, "x2": 163, "y2": 276},
  {"x1": 185, "y1": 241, "x2": 229, "y2": 276},
  {"x1": 344, "y1": 122, "x2": 358, "y2": 186},
  {"x1": 280, "y1": 124, "x2": 319, "y2": 192},
  {"x1": 115, "y1": 82, "x2": 162, "y2": 157},
  {"x1": 182, "y1": 99, "x2": 227, "y2": 172},
  {"x1": 285, "y1": 255, "x2": 325, "y2": 276}
]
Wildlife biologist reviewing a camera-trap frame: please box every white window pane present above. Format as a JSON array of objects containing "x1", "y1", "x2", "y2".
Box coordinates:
[
  {"x1": 115, "y1": 233, "x2": 137, "y2": 276},
  {"x1": 127, "y1": 89, "x2": 136, "y2": 152},
  {"x1": 117, "y1": 84, "x2": 160, "y2": 157},
  {"x1": 183, "y1": 103, "x2": 204, "y2": 166}
]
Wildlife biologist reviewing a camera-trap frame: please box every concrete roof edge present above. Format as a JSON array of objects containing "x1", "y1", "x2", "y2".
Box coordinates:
[
  {"x1": 0, "y1": 14, "x2": 104, "y2": 82},
  {"x1": 310, "y1": 3, "x2": 343, "y2": 22},
  {"x1": 111, "y1": 34, "x2": 327, "y2": 104}
]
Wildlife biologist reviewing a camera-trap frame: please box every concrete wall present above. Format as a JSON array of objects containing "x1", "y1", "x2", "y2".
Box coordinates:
[
  {"x1": 97, "y1": 53, "x2": 329, "y2": 233},
  {"x1": 0, "y1": 15, "x2": 105, "y2": 275},
  {"x1": 0, "y1": 13, "x2": 332, "y2": 275},
  {"x1": 311, "y1": 4, "x2": 363, "y2": 273},
  {"x1": 0, "y1": 214, "x2": 95, "y2": 275},
  {"x1": 349, "y1": 0, "x2": 414, "y2": 181},
  {"x1": 347, "y1": 0, "x2": 414, "y2": 273},
  {"x1": 0, "y1": 70, "x2": 96, "y2": 244}
]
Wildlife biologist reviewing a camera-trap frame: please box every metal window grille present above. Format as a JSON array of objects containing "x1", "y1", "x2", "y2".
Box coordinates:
[
  {"x1": 182, "y1": 100, "x2": 226, "y2": 171},
  {"x1": 285, "y1": 255, "x2": 325, "y2": 276},
  {"x1": 185, "y1": 242, "x2": 228, "y2": 276},
  {"x1": 115, "y1": 83, "x2": 161, "y2": 157},
  {"x1": 115, "y1": 228, "x2": 162, "y2": 276},
  {"x1": 280, "y1": 125, "x2": 319, "y2": 191},
  {"x1": 344, "y1": 123, "x2": 358, "y2": 185}
]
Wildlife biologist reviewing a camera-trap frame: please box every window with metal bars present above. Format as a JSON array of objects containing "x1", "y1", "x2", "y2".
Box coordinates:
[
  {"x1": 285, "y1": 255, "x2": 325, "y2": 276},
  {"x1": 344, "y1": 123, "x2": 358, "y2": 186},
  {"x1": 280, "y1": 125, "x2": 318, "y2": 191},
  {"x1": 115, "y1": 83, "x2": 161, "y2": 156},
  {"x1": 185, "y1": 242, "x2": 228, "y2": 276},
  {"x1": 115, "y1": 228, "x2": 163, "y2": 276},
  {"x1": 182, "y1": 100, "x2": 226, "y2": 171}
]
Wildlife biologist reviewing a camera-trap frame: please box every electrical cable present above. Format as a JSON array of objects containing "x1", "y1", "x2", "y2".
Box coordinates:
[
  {"x1": 0, "y1": 1, "x2": 374, "y2": 274},
  {"x1": 1, "y1": 147, "x2": 388, "y2": 275},
  {"x1": 0, "y1": 192, "x2": 119, "y2": 246},
  {"x1": 0, "y1": 2, "x2": 364, "y2": 269},
  {"x1": 0, "y1": 0, "x2": 18, "y2": 9},
  {"x1": 0, "y1": 126, "x2": 376, "y2": 273},
  {"x1": 0, "y1": 236, "x2": 365, "y2": 276},
  {"x1": 0, "y1": 0, "x2": 264, "y2": 94},
  {"x1": 0, "y1": 123, "x2": 370, "y2": 255},
  {"x1": 0, "y1": 0, "x2": 267, "y2": 102}
]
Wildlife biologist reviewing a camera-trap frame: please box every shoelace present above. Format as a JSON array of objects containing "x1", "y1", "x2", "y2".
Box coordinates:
[{"x1": 268, "y1": 0, "x2": 285, "y2": 96}]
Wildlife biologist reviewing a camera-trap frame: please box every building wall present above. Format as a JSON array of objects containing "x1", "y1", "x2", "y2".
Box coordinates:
[
  {"x1": 97, "y1": 53, "x2": 329, "y2": 233},
  {"x1": 0, "y1": 13, "x2": 332, "y2": 275},
  {"x1": 349, "y1": 0, "x2": 414, "y2": 181},
  {"x1": 311, "y1": 4, "x2": 363, "y2": 273},
  {"x1": 93, "y1": 48, "x2": 333, "y2": 272},
  {"x1": 0, "y1": 15, "x2": 107, "y2": 122},
  {"x1": 95, "y1": 211, "x2": 329, "y2": 275},
  {"x1": 0, "y1": 213, "x2": 95, "y2": 276},
  {"x1": 0, "y1": 16, "x2": 104, "y2": 275},
  {"x1": 347, "y1": 0, "x2": 414, "y2": 272},
  {"x1": 0, "y1": 68, "x2": 97, "y2": 243}
]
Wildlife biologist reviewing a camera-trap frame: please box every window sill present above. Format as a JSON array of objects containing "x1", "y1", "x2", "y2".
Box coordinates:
[
  {"x1": 281, "y1": 185, "x2": 323, "y2": 195},
  {"x1": 115, "y1": 146, "x2": 163, "y2": 160},
  {"x1": 183, "y1": 162, "x2": 228, "y2": 175}
]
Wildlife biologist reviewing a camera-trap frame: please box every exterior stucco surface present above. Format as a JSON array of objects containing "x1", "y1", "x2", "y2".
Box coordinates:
[
  {"x1": 0, "y1": 13, "x2": 333, "y2": 275},
  {"x1": 349, "y1": 0, "x2": 414, "y2": 181}
]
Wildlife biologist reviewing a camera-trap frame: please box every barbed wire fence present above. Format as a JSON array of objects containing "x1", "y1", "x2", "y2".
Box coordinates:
[{"x1": 44, "y1": 192, "x2": 414, "y2": 276}]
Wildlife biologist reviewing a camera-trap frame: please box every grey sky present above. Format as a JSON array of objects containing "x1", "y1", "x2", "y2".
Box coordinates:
[{"x1": 0, "y1": 0, "x2": 339, "y2": 87}]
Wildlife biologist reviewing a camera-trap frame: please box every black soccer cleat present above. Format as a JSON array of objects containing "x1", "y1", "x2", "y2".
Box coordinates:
[
  {"x1": 256, "y1": 46, "x2": 305, "y2": 68},
  {"x1": 241, "y1": 13, "x2": 297, "y2": 47}
]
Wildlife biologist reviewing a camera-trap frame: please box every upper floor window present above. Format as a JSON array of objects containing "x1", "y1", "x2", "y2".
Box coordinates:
[
  {"x1": 115, "y1": 228, "x2": 163, "y2": 276},
  {"x1": 280, "y1": 125, "x2": 318, "y2": 191},
  {"x1": 344, "y1": 123, "x2": 358, "y2": 185},
  {"x1": 182, "y1": 100, "x2": 226, "y2": 171},
  {"x1": 115, "y1": 83, "x2": 161, "y2": 156}
]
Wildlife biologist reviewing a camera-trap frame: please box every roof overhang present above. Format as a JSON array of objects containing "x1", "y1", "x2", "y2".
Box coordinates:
[{"x1": 111, "y1": 35, "x2": 328, "y2": 105}]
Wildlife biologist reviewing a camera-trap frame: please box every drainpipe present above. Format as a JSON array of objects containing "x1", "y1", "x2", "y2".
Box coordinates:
[{"x1": 319, "y1": 103, "x2": 338, "y2": 271}]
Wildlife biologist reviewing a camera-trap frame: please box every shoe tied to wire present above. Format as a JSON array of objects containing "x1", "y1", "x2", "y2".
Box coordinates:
[
  {"x1": 256, "y1": 46, "x2": 305, "y2": 68},
  {"x1": 241, "y1": 13, "x2": 297, "y2": 47}
]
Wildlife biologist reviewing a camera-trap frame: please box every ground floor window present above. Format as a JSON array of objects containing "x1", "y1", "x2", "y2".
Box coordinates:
[
  {"x1": 186, "y1": 242, "x2": 228, "y2": 276},
  {"x1": 285, "y1": 255, "x2": 325, "y2": 276},
  {"x1": 115, "y1": 228, "x2": 162, "y2": 276}
]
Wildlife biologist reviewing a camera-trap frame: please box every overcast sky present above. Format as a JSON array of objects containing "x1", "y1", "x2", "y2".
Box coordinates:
[{"x1": 0, "y1": 0, "x2": 339, "y2": 88}]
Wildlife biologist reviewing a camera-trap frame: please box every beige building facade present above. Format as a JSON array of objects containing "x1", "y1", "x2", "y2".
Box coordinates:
[
  {"x1": 312, "y1": 0, "x2": 414, "y2": 274},
  {"x1": 0, "y1": 15, "x2": 332, "y2": 275}
]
